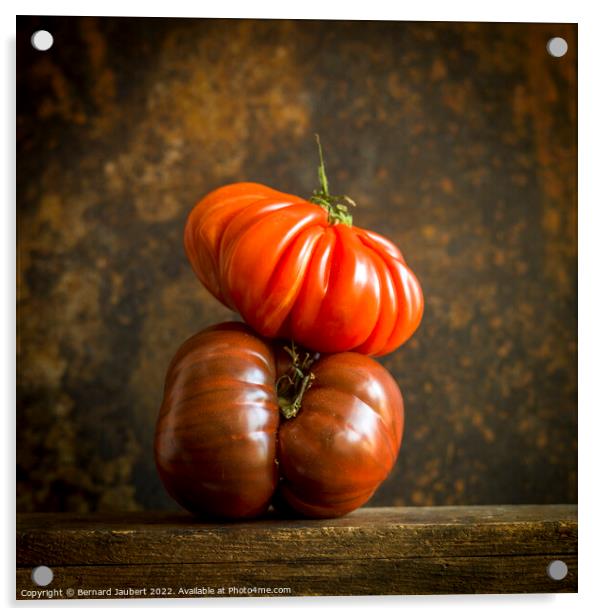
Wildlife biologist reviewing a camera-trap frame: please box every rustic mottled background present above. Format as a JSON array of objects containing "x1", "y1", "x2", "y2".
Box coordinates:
[{"x1": 17, "y1": 17, "x2": 577, "y2": 512}]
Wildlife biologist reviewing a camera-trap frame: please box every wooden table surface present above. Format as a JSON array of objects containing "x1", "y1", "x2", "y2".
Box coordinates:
[{"x1": 17, "y1": 505, "x2": 577, "y2": 599}]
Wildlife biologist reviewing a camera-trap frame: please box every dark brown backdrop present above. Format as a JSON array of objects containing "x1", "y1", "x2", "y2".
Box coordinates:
[{"x1": 17, "y1": 16, "x2": 577, "y2": 512}]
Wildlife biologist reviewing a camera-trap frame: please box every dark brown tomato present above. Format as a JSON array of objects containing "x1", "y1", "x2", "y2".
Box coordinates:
[
  {"x1": 277, "y1": 353, "x2": 404, "y2": 518},
  {"x1": 155, "y1": 323, "x2": 404, "y2": 520},
  {"x1": 154, "y1": 323, "x2": 279, "y2": 519}
]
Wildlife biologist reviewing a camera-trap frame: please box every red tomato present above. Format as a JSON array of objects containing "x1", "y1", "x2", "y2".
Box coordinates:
[
  {"x1": 184, "y1": 181, "x2": 423, "y2": 356},
  {"x1": 154, "y1": 323, "x2": 404, "y2": 519}
]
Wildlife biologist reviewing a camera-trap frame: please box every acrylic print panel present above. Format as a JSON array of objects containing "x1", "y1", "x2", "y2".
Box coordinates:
[{"x1": 16, "y1": 15, "x2": 577, "y2": 599}]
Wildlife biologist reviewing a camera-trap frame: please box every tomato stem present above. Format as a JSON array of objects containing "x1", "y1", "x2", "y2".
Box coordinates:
[
  {"x1": 278, "y1": 373, "x2": 314, "y2": 420},
  {"x1": 309, "y1": 134, "x2": 356, "y2": 227},
  {"x1": 277, "y1": 342, "x2": 317, "y2": 420},
  {"x1": 316, "y1": 133, "x2": 330, "y2": 195}
]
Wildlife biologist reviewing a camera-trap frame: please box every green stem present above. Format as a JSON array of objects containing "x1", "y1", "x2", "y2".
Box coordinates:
[
  {"x1": 309, "y1": 134, "x2": 356, "y2": 227},
  {"x1": 279, "y1": 373, "x2": 314, "y2": 420},
  {"x1": 277, "y1": 342, "x2": 316, "y2": 420},
  {"x1": 316, "y1": 134, "x2": 329, "y2": 195}
]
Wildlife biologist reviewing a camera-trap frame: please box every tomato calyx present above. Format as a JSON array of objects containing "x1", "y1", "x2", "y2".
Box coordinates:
[
  {"x1": 276, "y1": 342, "x2": 317, "y2": 420},
  {"x1": 309, "y1": 134, "x2": 356, "y2": 227}
]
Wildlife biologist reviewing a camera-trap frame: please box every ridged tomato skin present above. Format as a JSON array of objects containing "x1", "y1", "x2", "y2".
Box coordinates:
[
  {"x1": 154, "y1": 323, "x2": 404, "y2": 520},
  {"x1": 276, "y1": 353, "x2": 403, "y2": 518},
  {"x1": 154, "y1": 323, "x2": 280, "y2": 520},
  {"x1": 184, "y1": 182, "x2": 423, "y2": 357}
]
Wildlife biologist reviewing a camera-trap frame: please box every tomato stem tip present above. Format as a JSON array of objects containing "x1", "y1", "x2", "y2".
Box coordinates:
[
  {"x1": 277, "y1": 342, "x2": 317, "y2": 420},
  {"x1": 309, "y1": 134, "x2": 356, "y2": 227}
]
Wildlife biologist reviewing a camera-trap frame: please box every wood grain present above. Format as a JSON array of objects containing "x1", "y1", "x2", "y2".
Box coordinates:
[{"x1": 16, "y1": 505, "x2": 577, "y2": 598}]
